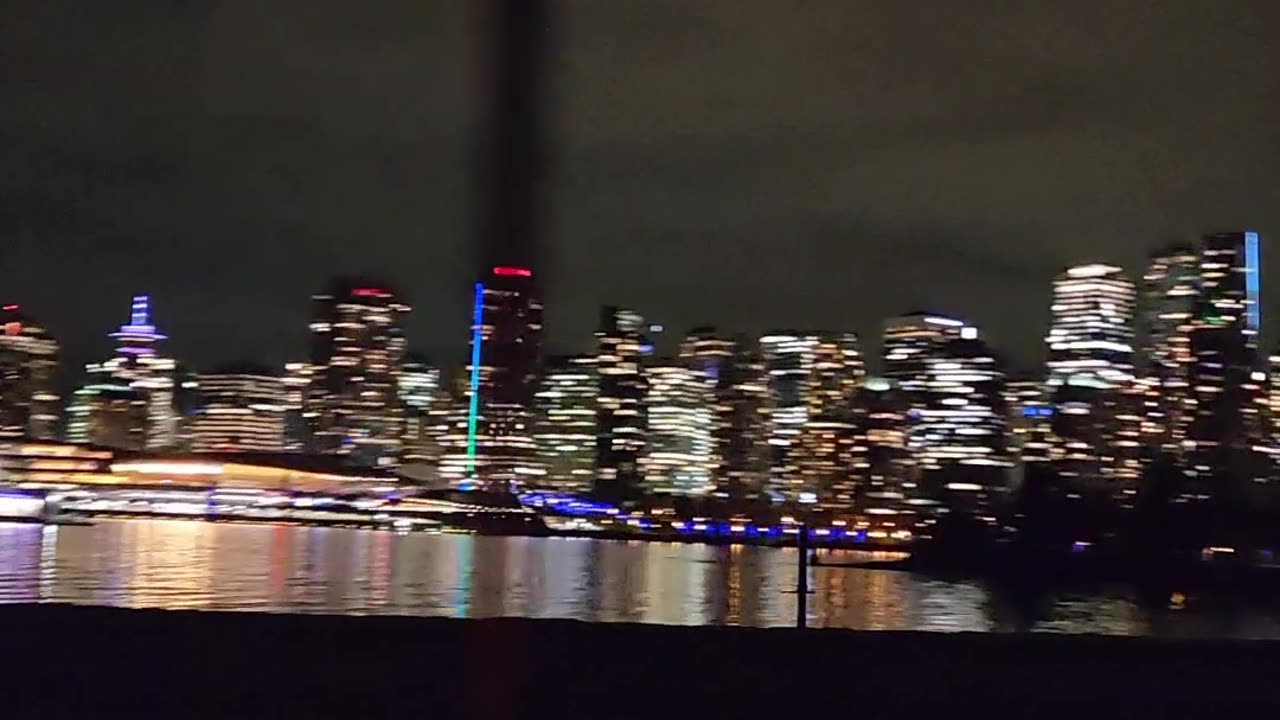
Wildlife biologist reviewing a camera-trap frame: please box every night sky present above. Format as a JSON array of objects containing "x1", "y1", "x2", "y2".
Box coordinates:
[{"x1": 4, "y1": 1, "x2": 1280, "y2": 383}]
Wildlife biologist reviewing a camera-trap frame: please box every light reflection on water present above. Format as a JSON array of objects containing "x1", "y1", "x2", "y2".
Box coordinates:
[{"x1": 3, "y1": 519, "x2": 1280, "y2": 638}]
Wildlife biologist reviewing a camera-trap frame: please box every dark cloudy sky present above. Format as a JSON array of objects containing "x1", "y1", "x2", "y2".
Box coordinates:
[{"x1": 4, "y1": 1, "x2": 1280, "y2": 381}]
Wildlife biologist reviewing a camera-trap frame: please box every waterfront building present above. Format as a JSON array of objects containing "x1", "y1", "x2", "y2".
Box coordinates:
[
  {"x1": 1043, "y1": 264, "x2": 1137, "y2": 497},
  {"x1": 0, "y1": 304, "x2": 60, "y2": 440},
  {"x1": 305, "y1": 279, "x2": 408, "y2": 469},
  {"x1": 534, "y1": 355, "x2": 596, "y2": 495},
  {"x1": 595, "y1": 306, "x2": 648, "y2": 502},
  {"x1": 460, "y1": 266, "x2": 544, "y2": 491},
  {"x1": 1141, "y1": 245, "x2": 1200, "y2": 454},
  {"x1": 1186, "y1": 231, "x2": 1268, "y2": 494},
  {"x1": 188, "y1": 367, "x2": 286, "y2": 454}
]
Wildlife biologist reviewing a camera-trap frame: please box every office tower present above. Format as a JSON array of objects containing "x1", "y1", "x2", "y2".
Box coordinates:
[
  {"x1": 882, "y1": 312, "x2": 974, "y2": 499},
  {"x1": 77, "y1": 295, "x2": 176, "y2": 449},
  {"x1": 759, "y1": 333, "x2": 813, "y2": 501},
  {"x1": 850, "y1": 377, "x2": 914, "y2": 531},
  {"x1": 595, "y1": 306, "x2": 648, "y2": 501},
  {"x1": 534, "y1": 354, "x2": 596, "y2": 494},
  {"x1": 66, "y1": 384, "x2": 147, "y2": 450},
  {"x1": 461, "y1": 265, "x2": 543, "y2": 491},
  {"x1": 681, "y1": 331, "x2": 770, "y2": 502},
  {"x1": 398, "y1": 354, "x2": 440, "y2": 411},
  {"x1": 0, "y1": 304, "x2": 60, "y2": 440},
  {"x1": 281, "y1": 362, "x2": 312, "y2": 453},
  {"x1": 1141, "y1": 246, "x2": 1200, "y2": 453},
  {"x1": 305, "y1": 279, "x2": 409, "y2": 468},
  {"x1": 642, "y1": 360, "x2": 714, "y2": 496},
  {"x1": 1004, "y1": 375, "x2": 1051, "y2": 462},
  {"x1": 189, "y1": 367, "x2": 286, "y2": 453},
  {"x1": 398, "y1": 354, "x2": 442, "y2": 473},
  {"x1": 1187, "y1": 231, "x2": 1266, "y2": 492},
  {"x1": 1043, "y1": 264, "x2": 1137, "y2": 494},
  {"x1": 915, "y1": 335, "x2": 1010, "y2": 522},
  {"x1": 680, "y1": 327, "x2": 735, "y2": 483},
  {"x1": 759, "y1": 331, "x2": 863, "y2": 508}
]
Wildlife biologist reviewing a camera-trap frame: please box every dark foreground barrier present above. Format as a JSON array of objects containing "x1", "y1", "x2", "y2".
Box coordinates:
[{"x1": 3, "y1": 603, "x2": 1279, "y2": 718}]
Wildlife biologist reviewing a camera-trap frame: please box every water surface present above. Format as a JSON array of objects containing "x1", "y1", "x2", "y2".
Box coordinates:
[{"x1": 2, "y1": 519, "x2": 1279, "y2": 638}]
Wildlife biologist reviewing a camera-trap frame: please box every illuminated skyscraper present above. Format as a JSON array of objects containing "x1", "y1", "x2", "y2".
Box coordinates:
[
  {"x1": 461, "y1": 265, "x2": 543, "y2": 491},
  {"x1": 760, "y1": 331, "x2": 863, "y2": 507},
  {"x1": 66, "y1": 384, "x2": 147, "y2": 450},
  {"x1": 595, "y1": 306, "x2": 648, "y2": 501},
  {"x1": 398, "y1": 354, "x2": 441, "y2": 412},
  {"x1": 281, "y1": 361, "x2": 312, "y2": 453},
  {"x1": 0, "y1": 304, "x2": 60, "y2": 440},
  {"x1": 882, "y1": 312, "x2": 973, "y2": 491},
  {"x1": 850, "y1": 377, "x2": 914, "y2": 533},
  {"x1": 189, "y1": 368, "x2": 286, "y2": 453},
  {"x1": 398, "y1": 354, "x2": 442, "y2": 475},
  {"x1": 1187, "y1": 231, "x2": 1266, "y2": 491},
  {"x1": 1141, "y1": 246, "x2": 1200, "y2": 453},
  {"x1": 680, "y1": 327, "x2": 734, "y2": 481},
  {"x1": 77, "y1": 295, "x2": 176, "y2": 449},
  {"x1": 305, "y1": 279, "x2": 409, "y2": 468},
  {"x1": 1043, "y1": 264, "x2": 1137, "y2": 495},
  {"x1": 642, "y1": 360, "x2": 714, "y2": 496},
  {"x1": 534, "y1": 354, "x2": 596, "y2": 495},
  {"x1": 916, "y1": 335, "x2": 1010, "y2": 523}
]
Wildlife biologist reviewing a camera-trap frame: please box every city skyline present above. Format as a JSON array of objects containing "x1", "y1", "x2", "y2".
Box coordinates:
[{"x1": 5, "y1": 2, "x2": 1280, "y2": 378}]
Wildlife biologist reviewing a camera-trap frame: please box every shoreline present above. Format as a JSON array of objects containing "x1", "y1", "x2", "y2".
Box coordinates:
[{"x1": 3, "y1": 603, "x2": 1280, "y2": 716}]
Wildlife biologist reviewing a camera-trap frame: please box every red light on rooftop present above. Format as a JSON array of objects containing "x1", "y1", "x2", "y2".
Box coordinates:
[
  {"x1": 493, "y1": 266, "x2": 532, "y2": 277},
  {"x1": 351, "y1": 288, "x2": 389, "y2": 298},
  {"x1": 2, "y1": 305, "x2": 16, "y2": 311}
]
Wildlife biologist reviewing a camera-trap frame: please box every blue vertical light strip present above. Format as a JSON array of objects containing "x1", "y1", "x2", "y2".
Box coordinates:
[
  {"x1": 1246, "y1": 231, "x2": 1261, "y2": 331},
  {"x1": 465, "y1": 282, "x2": 484, "y2": 481}
]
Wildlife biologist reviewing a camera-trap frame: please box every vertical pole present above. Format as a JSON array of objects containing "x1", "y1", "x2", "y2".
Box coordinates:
[{"x1": 796, "y1": 524, "x2": 809, "y2": 628}]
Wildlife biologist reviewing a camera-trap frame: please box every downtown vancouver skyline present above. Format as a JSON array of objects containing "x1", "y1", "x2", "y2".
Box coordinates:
[{"x1": 5, "y1": 1, "x2": 1280, "y2": 376}]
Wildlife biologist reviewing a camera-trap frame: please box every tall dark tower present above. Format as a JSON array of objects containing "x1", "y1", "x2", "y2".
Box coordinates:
[
  {"x1": 462, "y1": 0, "x2": 552, "y2": 491},
  {"x1": 1186, "y1": 231, "x2": 1266, "y2": 518}
]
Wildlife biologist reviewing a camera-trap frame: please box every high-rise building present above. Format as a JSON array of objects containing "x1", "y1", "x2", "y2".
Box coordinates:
[
  {"x1": 882, "y1": 312, "x2": 973, "y2": 496},
  {"x1": 760, "y1": 333, "x2": 814, "y2": 501},
  {"x1": 681, "y1": 330, "x2": 770, "y2": 502},
  {"x1": 398, "y1": 354, "x2": 441, "y2": 412},
  {"x1": 916, "y1": 335, "x2": 1010, "y2": 522},
  {"x1": 641, "y1": 360, "x2": 714, "y2": 496},
  {"x1": 189, "y1": 368, "x2": 286, "y2": 453},
  {"x1": 305, "y1": 279, "x2": 409, "y2": 468},
  {"x1": 595, "y1": 306, "x2": 648, "y2": 501},
  {"x1": 398, "y1": 354, "x2": 442, "y2": 474},
  {"x1": 77, "y1": 295, "x2": 176, "y2": 449},
  {"x1": 850, "y1": 377, "x2": 914, "y2": 531},
  {"x1": 66, "y1": 384, "x2": 147, "y2": 450},
  {"x1": 1141, "y1": 245, "x2": 1200, "y2": 454},
  {"x1": 534, "y1": 354, "x2": 596, "y2": 495},
  {"x1": 0, "y1": 304, "x2": 60, "y2": 440},
  {"x1": 760, "y1": 331, "x2": 863, "y2": 508},
  {"x1": 461, "y1": 265, "x2": 543, "y2": 491},
  {"x1": 281, "y1": 362, "x2": 312, "y2": 453},
  {"x1": 1187, "y1": 231, "x2": 1266, "y2": 491},
  {"x1": 1043, "y1": 264, "x2": 1137, "y2": 495}
]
